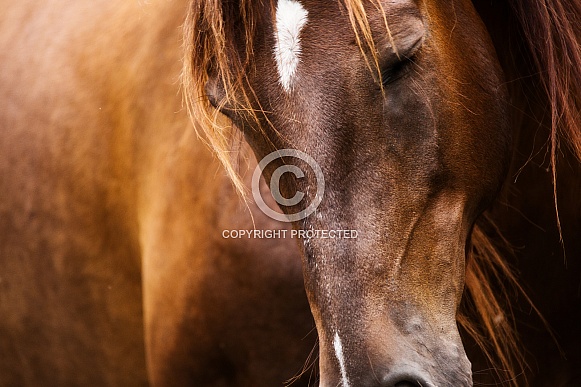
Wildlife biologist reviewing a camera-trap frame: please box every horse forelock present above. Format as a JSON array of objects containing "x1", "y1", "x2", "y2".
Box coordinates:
[{"x1": 182, "y1": 0, "x2": 384, "y2": 195}]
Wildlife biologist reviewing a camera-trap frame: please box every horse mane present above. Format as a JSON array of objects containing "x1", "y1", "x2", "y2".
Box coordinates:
[
  {"x1": 511, "y1": 0, "x2": 581, "y2": 233},
  {"x1": 460, "y1": 0, "x2": 581, "y2": 384},
  {"x1": 182, "y1": 0, "x2": 581, "y2": 385}
]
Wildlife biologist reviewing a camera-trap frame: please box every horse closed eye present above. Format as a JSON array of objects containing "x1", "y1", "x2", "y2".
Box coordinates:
[{"x1": 381, "y1": 54, "x2": 417, "y2": 86}]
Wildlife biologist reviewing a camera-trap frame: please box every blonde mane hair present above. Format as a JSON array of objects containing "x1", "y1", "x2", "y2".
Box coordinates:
[{"x1": 183, "y1": 0, "x2": 581, "y2": 385}]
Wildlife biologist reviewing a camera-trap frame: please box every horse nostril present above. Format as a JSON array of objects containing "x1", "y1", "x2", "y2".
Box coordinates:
[
  {"x1": 377, "y1": 368, "x2": 436, "y2": 387},
  {"x1": 394, "y1": 381, "x2": 421, "y2": 387}
]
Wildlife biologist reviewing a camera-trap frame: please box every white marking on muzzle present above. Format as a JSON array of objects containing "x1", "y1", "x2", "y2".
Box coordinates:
[
  {"x1": 333, "y1": 332, "x2": 351, "y2": 387},
  {"x1": 273, "y1": 0, "x2": 308, "y2": 92}
]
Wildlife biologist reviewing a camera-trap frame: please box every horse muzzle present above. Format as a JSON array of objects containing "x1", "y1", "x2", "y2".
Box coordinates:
[
  {"x1": 317, "y1": 319, "x2": 473, "y2": 387},
  {"x1": 319, "y1": 353, "x2": 472, "y2": 387}
]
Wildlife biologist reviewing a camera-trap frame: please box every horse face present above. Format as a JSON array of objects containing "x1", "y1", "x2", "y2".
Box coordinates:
[{"x1": 207, "y1": 0, "x2": 511, "y2": 385}]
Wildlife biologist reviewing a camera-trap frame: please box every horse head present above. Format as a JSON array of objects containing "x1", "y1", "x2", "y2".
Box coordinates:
[{"x1": 187, "y1": 0, "x2": 512, "y2": 385}]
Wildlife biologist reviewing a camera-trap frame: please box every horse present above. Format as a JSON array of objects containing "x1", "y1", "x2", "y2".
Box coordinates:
[{"x1": 0, "y1": 0, "x2": 580, "y2": 386}]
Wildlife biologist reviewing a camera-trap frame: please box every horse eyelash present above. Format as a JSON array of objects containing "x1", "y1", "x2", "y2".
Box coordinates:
[{"x1": 381, "y1": 54, "x2": 417, "y2": 86}]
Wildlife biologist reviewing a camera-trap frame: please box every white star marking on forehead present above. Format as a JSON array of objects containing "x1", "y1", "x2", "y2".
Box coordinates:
[{"x1": 273, "y1": 0, "x2": 308, "y2": 92}]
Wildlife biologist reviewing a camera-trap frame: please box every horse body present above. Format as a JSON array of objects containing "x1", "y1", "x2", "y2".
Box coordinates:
[
  {"x1": 0, "y1": 1, "x2": 150, "y2": 384},
  {"x1": 0, "y1": 1, "x2": 315, "y2": 385},
  {"x1": 1, "y1": 0, "x2": 580, "y2": 386}
]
